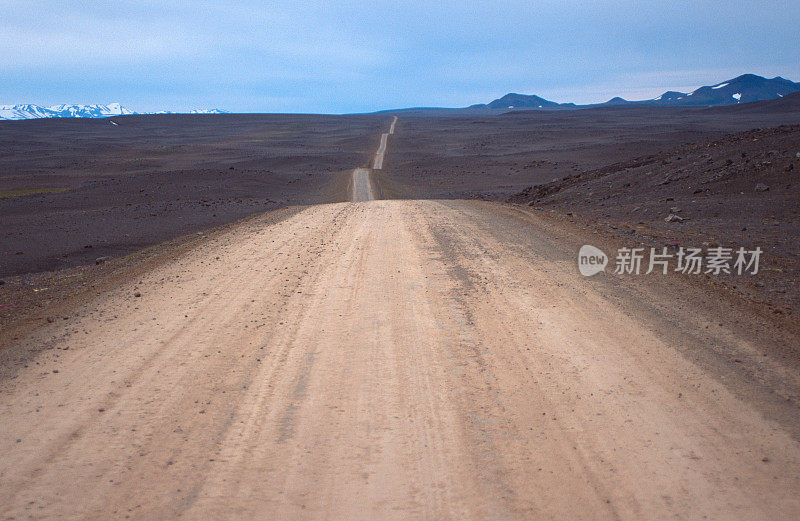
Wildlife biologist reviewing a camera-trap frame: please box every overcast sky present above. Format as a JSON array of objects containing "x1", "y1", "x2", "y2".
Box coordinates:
[{"x1": 2, "y1": 1, "x2": 798, "y2": 113}]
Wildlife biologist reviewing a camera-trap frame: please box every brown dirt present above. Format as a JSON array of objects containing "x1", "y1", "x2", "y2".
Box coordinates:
[{"x1": 1, "y1": 200, "x2": 799, "y2": 520}]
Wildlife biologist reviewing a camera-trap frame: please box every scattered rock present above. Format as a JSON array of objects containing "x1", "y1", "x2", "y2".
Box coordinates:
[
  {"x1": 755, "y1": 183, "x2": 770, "y2": 192},
  {"x1": 95, "y1": 256, "x2": 111, "y2": 265},
  {"x1": 134, "y1": 292, "x2": 142, "y2": 298},
  {"x1": 665, "y1": 214, "x2": 685, "y2": 223},
  {"x1": 670, "y1": 206, "x2": 681, "y2": 213}
]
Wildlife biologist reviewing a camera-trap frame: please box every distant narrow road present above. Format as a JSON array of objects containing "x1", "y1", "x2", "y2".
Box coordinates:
[
  {"x1": 1, "y1": 117, "x2": 799, "y2": 520},
  {"x1": 351, "y1": 167, "x2": 374, "y2": 202},
  {"x1": 352, "y1": 117, "x2": 395, "y2": 200},
  {"x1": 373, "y1": 133, "x2": 389, "y2": 170}
]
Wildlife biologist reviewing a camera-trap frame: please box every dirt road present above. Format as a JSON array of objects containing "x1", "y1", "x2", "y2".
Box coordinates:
[
  {"x1": 373, "y1": 133, "x2": 389, "y2": 170},
  {"x1": 1, "y1": 198, "x2": 799, "y2": 520},
  {"x1": 351, "y1": 168, "x2": 374, "y2": 202},
  {"x1": 1, "y1": 117, "x2": 799, "y2": 520}
]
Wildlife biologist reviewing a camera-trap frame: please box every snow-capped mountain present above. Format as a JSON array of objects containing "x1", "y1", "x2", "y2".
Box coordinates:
[
  {"x1": 153, "y1": 109, "x2": 229, "y2": 115},
  {"x1": 0, "y1": 103, "x2": 134, "y2": 120},
  {"x1": 0, "y1": 104, "x2": 228, "y2": 120},
  {"x1": 189, "y1": 109, "x2": 227, "y2": 114},
  {"x1": 0, "y1": 104, "x2": 55, "y2": 119},
  {"x1": 645, "y1": 74, "x2": 800, "y2": 106}
]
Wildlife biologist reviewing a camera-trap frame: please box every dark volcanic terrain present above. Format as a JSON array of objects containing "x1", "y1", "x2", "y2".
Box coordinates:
[
  {"x1": 380, "y1": 98, "x2": 800, "y2": 200},
  {"x1": 0, "y1": 114, "x2": 384, "y2": 275},
  {"x1": 512, "y1": 124, "x2": 800, "y2": 317}
]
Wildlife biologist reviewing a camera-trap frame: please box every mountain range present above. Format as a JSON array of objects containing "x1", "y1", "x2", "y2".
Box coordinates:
[
  {"x1": 2, "y1": 74, "x2": 798, "y2": 120},
  {"x1": 0, "y1": 104, "x2": 227, "y2": 120},
  {"x1": 474, "y1": 74, "x2": 800, "y2": 110}
]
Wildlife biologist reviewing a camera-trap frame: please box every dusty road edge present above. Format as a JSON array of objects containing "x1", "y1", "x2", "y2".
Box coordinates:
[
  {"x1": 0, "y1": 206, "x2": 306, "y2": 381},
  {"x1": 489, "y1": 200, "x2": 800, "y2": 438}
]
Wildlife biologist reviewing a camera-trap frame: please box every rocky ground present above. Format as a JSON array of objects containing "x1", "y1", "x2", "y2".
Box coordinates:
[
  {"x1": 380, "y1": 96, "x2": 800, "y2": 200},
  {"x1": 0, "y1": 114, "x2": 383, "y2": 276},
  {"x1": 510, "y1": 124, "x2": 800, "y2": 329}
]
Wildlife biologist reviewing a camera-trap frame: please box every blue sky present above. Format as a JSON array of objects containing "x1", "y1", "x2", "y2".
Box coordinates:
[{"x1": 2, "y1": 1, "x2": 798, "y2": 113}]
